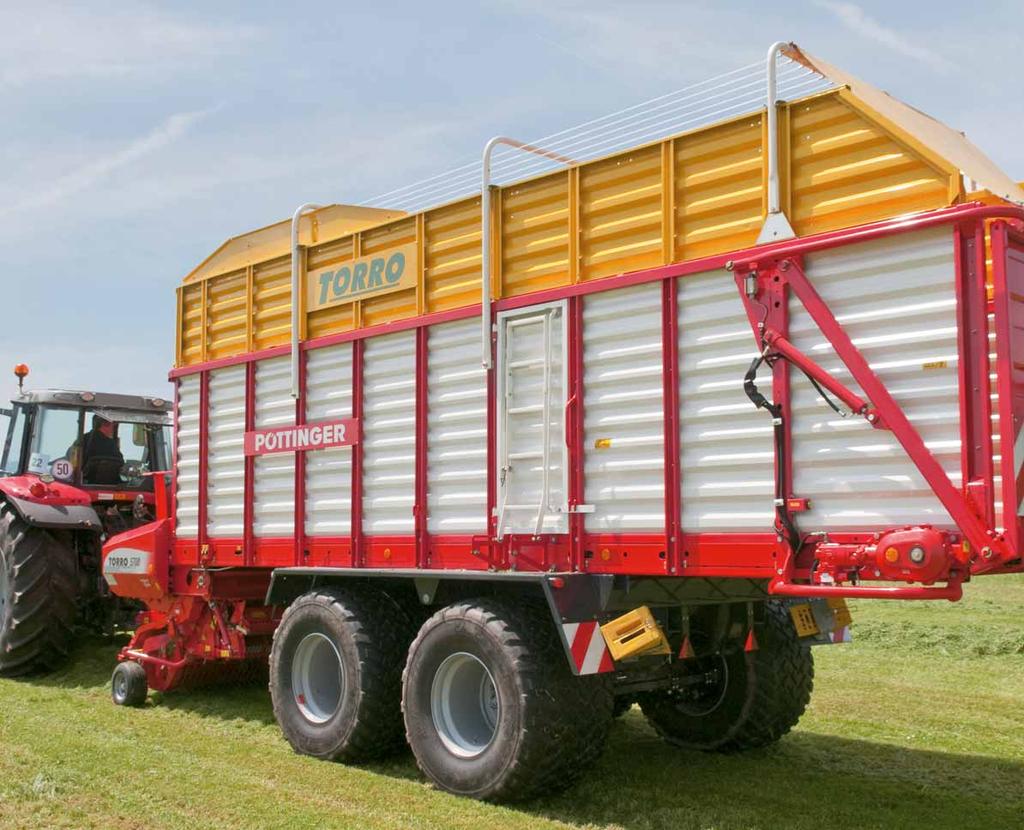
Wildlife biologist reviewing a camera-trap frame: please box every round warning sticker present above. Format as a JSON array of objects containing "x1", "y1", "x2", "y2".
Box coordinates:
[{"x1": 51, "y1": 458, "x2": 73, "y2": 481}]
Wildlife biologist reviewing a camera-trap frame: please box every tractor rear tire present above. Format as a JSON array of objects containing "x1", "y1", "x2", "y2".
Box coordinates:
[
  {"x1": 0, "y1": 504, "x2": 78, "y2": 677},
  {"x1": 269, "y1": 587, "x2": 413, "y2": 763},
  {"x1": 402, "y1": 598, "x2": 614, "y2": 802},
  {"x1": 111, "y1": 660, "x2": 148, "y2": 707},
  {"x1": 638, "y1": 600, "x2": 813, "y2": 752}
]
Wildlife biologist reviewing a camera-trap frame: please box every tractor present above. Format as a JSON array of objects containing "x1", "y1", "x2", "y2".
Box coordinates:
[{"x1": 0, "y1": 365, "x2": 171, "y2": 676}]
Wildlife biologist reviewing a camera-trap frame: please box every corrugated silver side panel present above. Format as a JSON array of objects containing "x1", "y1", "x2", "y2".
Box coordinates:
[
  {"x1": 206, "y1": 365, "x2": 246, "y2": 538},
  {"x1": 253, "y1": 356, "x2": 294, "y2": 537},
  {"x1": 363, "y1": 331, "x2": 416, "y2": 535},
  {"x1": 427, "y1": 318, "x2": 487, "y2": 534},
  {"x1": 679, "y1": 271, "x2": 775, "y2": 531},
  {"x1": 305, "y1": 344, "x2": 353, "y2": 537},
  {"x1": 791, "y1": 227, "x2": 960, "y2": 530},
  {"x1": 583, "y1": 283, "x2": 665, "y2": 531},
  {"x1": 175, "y1": 374, "x2": 200, "y2": 538}
]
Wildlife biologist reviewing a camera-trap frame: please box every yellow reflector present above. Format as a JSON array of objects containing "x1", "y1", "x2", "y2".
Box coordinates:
[
  {"x1": 594, "y1": 438, "x2": 612, "y2": 449},
  {"x1": 884, "y1": 546, "x2": 899, "y2": 563},
  {"x1": 600, "y1": 606, "x2": 670, "y2": 661},
  {"x1": 789, "y1": 603, "x2": 819, "y2": 637},
  {"x1": 827, "y1": 597, "x2": 853, "y2": 629}
]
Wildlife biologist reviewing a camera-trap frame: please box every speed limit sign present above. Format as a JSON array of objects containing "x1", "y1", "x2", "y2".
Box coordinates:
[{"x1": 51, "y1": 458, "x2": 73, "y2": 481}]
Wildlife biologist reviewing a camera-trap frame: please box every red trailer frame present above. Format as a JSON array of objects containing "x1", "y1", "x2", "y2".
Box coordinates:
[{"x1": 157, "y1": 203, "x2": 1024, "y2": 594}]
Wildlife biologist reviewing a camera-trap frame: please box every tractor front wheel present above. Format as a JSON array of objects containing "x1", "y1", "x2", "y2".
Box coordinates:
[{"x1": 0, "y1": 504, "x2": 78, "y2": 677}]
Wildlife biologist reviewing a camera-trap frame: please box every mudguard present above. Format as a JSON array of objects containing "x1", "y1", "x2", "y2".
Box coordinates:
[
  {"x1": 2, "y1": 494, "x2": 101, "y2": 531},
  {"x1": 0, "y1": 478, "x2": 102, "y2": 532}
]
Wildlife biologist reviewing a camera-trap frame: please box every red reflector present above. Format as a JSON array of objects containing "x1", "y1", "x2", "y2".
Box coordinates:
[
  {"x1": 550, "y1": 577, "x2": 566, "y2": 589},
  {"x1": 28, "y1": 481, "x2": 46, "y2": 498}
]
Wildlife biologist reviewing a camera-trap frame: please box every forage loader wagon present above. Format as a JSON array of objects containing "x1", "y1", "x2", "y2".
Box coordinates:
[{"x1": 103, "y1": 43, "x2": 1024, "y2": 801}]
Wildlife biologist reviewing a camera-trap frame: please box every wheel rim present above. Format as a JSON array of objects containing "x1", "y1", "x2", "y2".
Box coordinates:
[
  {"x1": 113, "y1": 668, "x2": 128, "y2": 702},
  {"x1": 291, "y1": 633, "x2": 345, "y2": 724},
  {"x1": 430, "y1": 652, "x2": 500, "y2": 759},
  {"x1": 675, "y1": 653, "x2": 730, "y2": 717}
]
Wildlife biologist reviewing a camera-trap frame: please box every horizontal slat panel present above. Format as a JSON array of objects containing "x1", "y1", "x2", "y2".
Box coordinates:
[
  {"x1": 253, "y1": 356, "x2": 294, "y2": 537},
  {"x1": 362, "y1": 331, "x2": 416, "y2": 535},
  {"x1": 427, "y1": 318, "x2": 487, "y2": 534},
  {"x1": 305, "y1": 343, "x2": 354, "y2": 537},
  {"x1": 583, "y1": 283, "x2": 665, "y2": 530},
  {"x1": 206, "y1": 365, "x2": 246, "y2": 538},
  {"x1": 791, "y1": 226, "x2": 960, "y2": 529},
  {"x1": 679, "y1": 269, "x2": 775, "y2": 531},
  {"x1": 174, "y1": 375, "x2": 201, "y2": 538}
]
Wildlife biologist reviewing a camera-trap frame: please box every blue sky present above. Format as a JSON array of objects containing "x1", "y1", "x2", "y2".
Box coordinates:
[{"x1": 2, "y1": 1, "x2": 1020, "y2": 403}]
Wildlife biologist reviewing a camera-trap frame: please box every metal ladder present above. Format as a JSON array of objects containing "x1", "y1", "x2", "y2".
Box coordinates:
[{"x1": 495, "y1": 308, "x2": 558, "y2": 540}]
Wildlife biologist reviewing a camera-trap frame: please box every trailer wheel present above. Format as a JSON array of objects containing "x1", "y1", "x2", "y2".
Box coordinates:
[
  {"x1": 111, "y1": 661, "x2": 148, "y2": 707},
  {"x1": 720, "y1": 600, "x2": 813, "y2": 751},
  {"x1": 639, "y1": 600, "x2": 813, "y2": 752},
  {"x1": 402, "y1": 598, "x2": 613, "y2": 802},
  {"x1": 0, "y1": 504, "x2": 78, "y2": 677},
  {"x1": 269, "y1": 587, "x2": 412, "y2": 763}
]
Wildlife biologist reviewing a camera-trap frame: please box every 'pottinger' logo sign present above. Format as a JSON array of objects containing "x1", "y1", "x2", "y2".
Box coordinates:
[{"x1": 244, "y1": 419, "x2": 359, "y2": 456}]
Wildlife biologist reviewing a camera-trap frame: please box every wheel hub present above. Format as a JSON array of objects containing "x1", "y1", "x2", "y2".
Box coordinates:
[
  {"x1": 291, "y1": 633, "x2": 346, "y2": 724},
  {"x1": 430, "y1": 652, "x2": 500, "y2": 758}
]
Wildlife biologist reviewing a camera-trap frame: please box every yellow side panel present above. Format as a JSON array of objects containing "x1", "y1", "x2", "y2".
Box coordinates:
[
  {"x1": 180, "y1": 283, "x2": 203, "y2": 366},
  {"x1": 580, "y1": 145, "x2": 662, "y2": 281},
  {"x1": 252, "y1": 256, "x2": 291, "y2": 351},
  {"x1": 788, "y1": 94, "x2": 951, "y2": 237},
  {"x1": 361, "y1": 219, "x2": 418, "y2": 326},
  {"x1": 501, "y1": 171, "x2": 570, "y2": 296},
  {"x1": 424, "y1": 197, "x2": 481, "y2": 312},
  {"x1": 674, "y1": 114, "x2": 764, "y2": 260},
  {"x1": 205, "y1": 270, "x2": 248, "y2": 360},
  {"x1": 306, "y1": 237, "x2": 356, "y2": 338}
]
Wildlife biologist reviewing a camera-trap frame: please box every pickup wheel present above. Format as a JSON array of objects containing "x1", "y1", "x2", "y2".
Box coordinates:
[
  {"x1": 0, "y1": 504, "x2": 78, "y2": 677},
  {"x1": 111, "y1": 660, "x2": 148, "y2": 706},
  {"x1": 402, "y1": 598, "x2": 614, "y2": 802},
  {"x1": 639, "y1": 600, "x2": 813, "y2": 752},
  {"x1": 269, "y1": 587, "x2": 413, "y2": 763}
]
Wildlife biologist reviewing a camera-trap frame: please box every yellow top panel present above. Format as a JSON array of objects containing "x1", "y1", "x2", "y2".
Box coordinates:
[
  {"x1": 177, "y1": 75, "x2": 1018, "y2": 368},
  {"x1": 184, "y1": 204, "x2": 407, "y2": 286}
]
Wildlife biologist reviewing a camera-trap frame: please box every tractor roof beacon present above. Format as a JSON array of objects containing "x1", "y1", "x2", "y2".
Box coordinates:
[
  {"x1": 0, "y1": 369, "x2": 172, "y2": 677},
  {"x1": 102, "y1": 41, "x2": 1024, "y2": 803}
]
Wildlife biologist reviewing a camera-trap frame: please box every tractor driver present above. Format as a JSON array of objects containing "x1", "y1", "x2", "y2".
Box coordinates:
[{"x1": 68, "y1": 414, "x2": 125, "y2": 485}]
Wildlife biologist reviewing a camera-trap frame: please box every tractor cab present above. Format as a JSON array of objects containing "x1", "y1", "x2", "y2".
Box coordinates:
[{"x1": 0, "y1": 386, "x2": 172, "y2": 535}]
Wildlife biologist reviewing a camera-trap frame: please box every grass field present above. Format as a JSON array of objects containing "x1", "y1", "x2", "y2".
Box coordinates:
[{"x1": 1, "y1": 576, "x2": 1021, "y2": 830}]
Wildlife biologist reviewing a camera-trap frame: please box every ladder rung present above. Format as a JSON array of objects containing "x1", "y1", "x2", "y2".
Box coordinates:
[
  {"x1": 507, "y1": 404, "x2": 543, "y2": 415},
  {"x1": 508, "y1": 358, "x2": 545, "y2": 370}
]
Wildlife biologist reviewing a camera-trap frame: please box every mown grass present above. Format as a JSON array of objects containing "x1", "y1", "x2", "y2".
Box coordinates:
[{"x1": 1, "y1": 575, "x2": 1021, "y2": 830}]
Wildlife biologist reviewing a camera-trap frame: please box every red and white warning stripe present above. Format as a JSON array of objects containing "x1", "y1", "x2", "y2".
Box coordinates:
[
  {"x1": 831, "y1": 625, "x2": 852, "y2": 644},
  {"x1": 562, "y1": 621, "x2": 614, "y2": 675}
]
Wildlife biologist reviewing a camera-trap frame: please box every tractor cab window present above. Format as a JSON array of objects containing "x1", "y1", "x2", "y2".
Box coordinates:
[
  {"x1": 0, "y1": 405, "x2": 27, "y2": 475},
  {"x1": 28, "y1": 406, "x2": 81, "y2": 480}
]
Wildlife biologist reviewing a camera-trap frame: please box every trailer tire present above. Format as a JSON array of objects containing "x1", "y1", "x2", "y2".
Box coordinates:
[
  {"x1": 111, "y1": 661, "x2": 148, "y2": 707},
  {"x1": 269, "y1": 587, "x2": 413, "y2": 763},
  {"x1": 0, "y1": 503, "x2": 78, "y2": 677},
  {"x1": 719, "y1": 600, "x2": 813, "y2": 751},
  {"x1": 402, "y1": 598, "x2": 614, "y2": 802},
  {"x1": 639, "y1": 600, "x2": 813, "y2": 752}
]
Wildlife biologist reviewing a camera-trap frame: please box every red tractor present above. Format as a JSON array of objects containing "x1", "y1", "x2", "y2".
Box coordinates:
[{"x1": 0, "y1": 366, "x2": 171, "y2": 676}]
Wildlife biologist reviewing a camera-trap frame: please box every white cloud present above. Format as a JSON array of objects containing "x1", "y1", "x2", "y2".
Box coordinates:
[
  {"x1": 0, "y1": 3, "x2": 260, "y2": 89},
  {"x1": 0, "y1": 109, "x2": 210, "y2": 218},
  {"x1": 814, "y1": 1, "x2": 953, "y2": 72}
]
